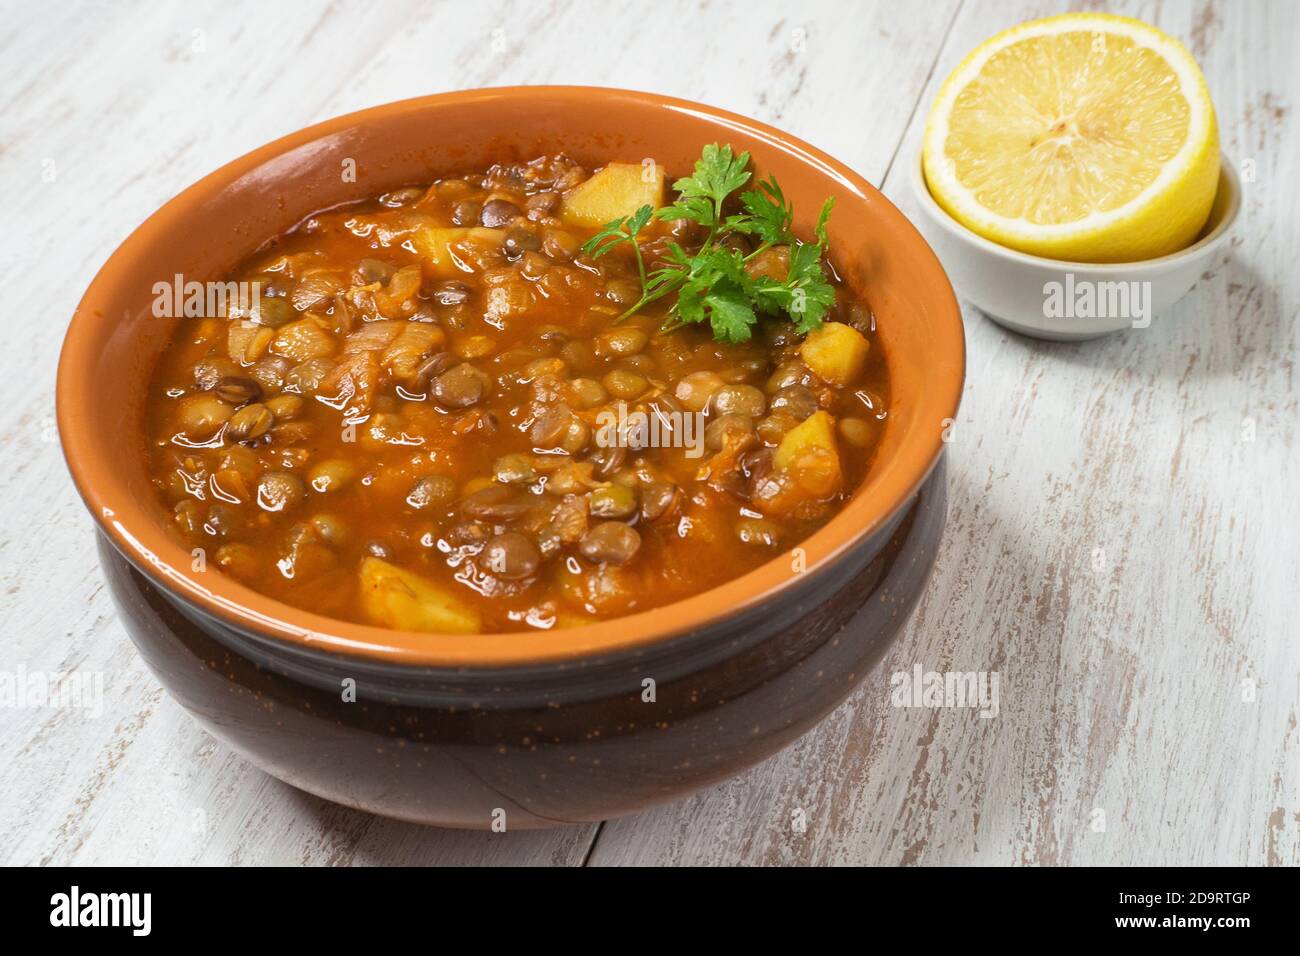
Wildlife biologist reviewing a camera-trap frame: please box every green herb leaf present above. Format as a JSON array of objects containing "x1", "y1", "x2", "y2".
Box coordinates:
[
  {"x1": 606, "y1": 145, "x2": 839, "y2": 342},
  {"x1": 753, "y1": 242, "x2": 837, "y2": 334},
  {"x1": 672, "y1": 144, "x2": 752, "y2": 207},
  {"x1": 725, "y1": 175, "x2": 794, "y2": 245},
  {"x1": 664, "y1": 246, "x2": 759, "y2": 342},
  {"x1": 582, "y1": 204, "x2": 654, "y2": 259},
  {"x1": 654, "y1": 196, "x2": 716, "y2": 229},
  {"x1": 704, "y1": 284, "x2": 758, "y2": 342},
  {"x1": 814, "y1": 197, "x2": 835, "y2": 248},
  {"x1": 627, "y1": 204, "x2": 654, "y2": 236}
]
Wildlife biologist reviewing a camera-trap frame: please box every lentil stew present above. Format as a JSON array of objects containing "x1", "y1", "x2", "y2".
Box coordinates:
[{"x1": 144, "y1": 150, "x2": 890, "y2": 634}]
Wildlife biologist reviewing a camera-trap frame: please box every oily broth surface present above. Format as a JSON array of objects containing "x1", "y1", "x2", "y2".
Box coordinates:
[{"x1": 144, "y1": 157, "x2": 890, "y2": 632}]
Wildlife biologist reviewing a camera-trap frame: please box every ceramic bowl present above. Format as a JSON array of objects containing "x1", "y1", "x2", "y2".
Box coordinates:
[
  {"x1": 58, "y1": 87, "x2": 964, "y2": 827},
  {"x1": 909, "y1": 149, "x2": 1241, "y2": 340}
]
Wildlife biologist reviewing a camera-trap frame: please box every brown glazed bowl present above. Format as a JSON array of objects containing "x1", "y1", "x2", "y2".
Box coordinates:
[{"x1": 58, "y1": 87, "x2": 964, "y2": 828}]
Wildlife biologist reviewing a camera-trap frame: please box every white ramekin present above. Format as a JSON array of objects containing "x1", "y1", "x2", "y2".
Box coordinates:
[{"x1": 909, "y1": 150, "x2": 1241, "y2": 340}]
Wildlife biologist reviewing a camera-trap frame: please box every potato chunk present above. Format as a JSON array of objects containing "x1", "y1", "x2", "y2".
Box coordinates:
[
  {"x1": 359, "y1": 557, "x2": 481, "y2": 634},
  {"x1": 800, "y1": 322, "x2": 870, "y2": 387},
  {"x1": 559, "y1": 162, "x2": 665, "y2": 228},
  {"x1": 773, "y1": 410, "x2": 842, "y2": 498},
  {"x1": 410, "y1": 227, "x2": 505, "y2": 277}
]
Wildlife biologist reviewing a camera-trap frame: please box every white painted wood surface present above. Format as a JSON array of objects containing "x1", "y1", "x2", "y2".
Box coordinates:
[{"x1": 0, "y1": 0, "x2": 1293, "y2": 866}]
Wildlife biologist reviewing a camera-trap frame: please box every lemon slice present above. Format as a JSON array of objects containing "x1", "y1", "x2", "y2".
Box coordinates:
[{"x1": 923, "y1": 13, "x2": 1219, "y2": 262}]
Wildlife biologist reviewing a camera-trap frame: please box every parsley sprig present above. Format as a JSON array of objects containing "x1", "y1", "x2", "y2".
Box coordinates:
[{"x1": 581, "y1": 144, "x2": 837, "y2": 344}]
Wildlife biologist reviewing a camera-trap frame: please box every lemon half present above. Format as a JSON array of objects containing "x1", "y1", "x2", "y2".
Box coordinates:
[{"x1": 923, "y1": 13, "x2": 1219, "y2": 263}]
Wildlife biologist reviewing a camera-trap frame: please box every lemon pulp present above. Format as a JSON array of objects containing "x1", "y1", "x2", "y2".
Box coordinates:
[{"x1": 924, "y1": 14, "x2": 1219, "y2": 263}]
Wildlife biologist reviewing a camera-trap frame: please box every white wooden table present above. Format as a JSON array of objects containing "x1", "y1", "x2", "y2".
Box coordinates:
[{"x1": 1, "y1": 0, "x2": 1295, "y2": 866}]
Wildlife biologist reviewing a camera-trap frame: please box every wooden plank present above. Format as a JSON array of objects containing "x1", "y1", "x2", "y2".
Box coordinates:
[{"x1": 589, "y1": 0, "x2": 1300, "y2": 866}]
